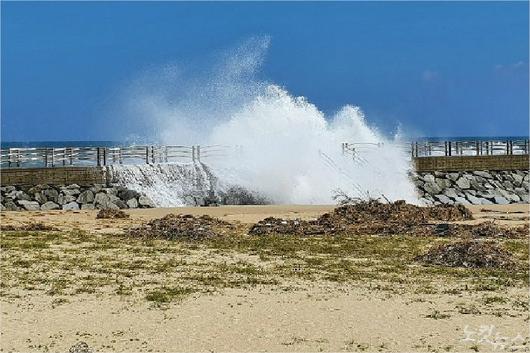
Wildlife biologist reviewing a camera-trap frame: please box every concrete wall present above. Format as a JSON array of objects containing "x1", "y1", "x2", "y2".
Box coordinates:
[
  {"x1": 0, "y1": 167, "x2": 107, "y2": 186},
  {"x1": 414, "y1": 154, "x2": 529, "y2": 172}
]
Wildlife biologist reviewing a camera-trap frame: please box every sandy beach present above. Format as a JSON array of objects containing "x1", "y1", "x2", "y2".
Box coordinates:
[{"x1": 1, "y1": 204, "x2": 529, "y2": 352}]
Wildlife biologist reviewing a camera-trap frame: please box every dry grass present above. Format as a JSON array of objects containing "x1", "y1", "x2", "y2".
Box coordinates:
[{"x1": 1, "y1": 228, "x2": 528, "y2": 311}]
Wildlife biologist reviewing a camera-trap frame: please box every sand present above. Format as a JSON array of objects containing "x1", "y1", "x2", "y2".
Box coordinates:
[
  {"x1": 1, "y1": 203, "x2": 528, "y2": 234},
  {"x1": 1, "y1": 204, "x2": 529, "y2": 352}
]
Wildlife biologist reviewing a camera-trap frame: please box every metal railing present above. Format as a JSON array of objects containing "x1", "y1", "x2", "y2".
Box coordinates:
[
  {"x1": 410, "y1": 139, "x2": 529, "y2": 157},
  {"x1": 341, "y1": 139, "x2": 529, "y2": 159},
  {"x1": 0, "y1": 145, "x2": 234, "y2": 168},
  {"x1": 2, "y1": 139, "x2": 528, "y2": 168}
]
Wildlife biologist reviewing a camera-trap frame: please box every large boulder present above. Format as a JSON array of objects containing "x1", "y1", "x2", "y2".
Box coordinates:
[
  {"x1": 126, "y1": 198, "x2": 139, "y2": 209},
  {"x1": 17, "y1": 200, "x2": 40, "y2": 211},
  {"x1": 138, "y1": 196, "x2": 156, "y2": 208},
  {"x1": 4, "y1": 200, "x2": 20, "y2": 211},
  {"x1": 456, "y1": 177, "x2": 471, "y2": 189},
  {"x1": 41, "y1": 201, "x2": 60, "y2": 211},
  {"x1": 118, "y1": 189, "x2": 140, "y2": 201},
  {"x1": 77, "y1": 190, "x2": 95, "y2": 204},
  {"x1": 34, "y1": 192, "x2": 47, "y2": 204},
  {"x1": 42, "y1": 189, "x2": 59, "y2": 203},
  {"x1": 62, "y1": 202, "x2": 80, "y2": 211}
]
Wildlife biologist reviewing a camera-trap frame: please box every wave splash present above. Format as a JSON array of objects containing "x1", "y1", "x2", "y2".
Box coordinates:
[{"x1": 118, "y1": 37, "x2": 418, "y2": 205}]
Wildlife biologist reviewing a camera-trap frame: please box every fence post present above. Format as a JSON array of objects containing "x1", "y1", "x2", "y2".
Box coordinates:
[
  {"x1": 103, "y1": 148, "x2": 107, "y2": 166},
  {"x1": 192, "y1": 146, "x2": 196, "y2": 162},
  {"x1": 145, "y1": 146, "x2": 149, "y2": 164},
  {"x1": 448, "y1": 141, "x2": 452, "y2": 156},
  {"x1": 44, "y1": 148, "x2": 48, "y2": 167}
]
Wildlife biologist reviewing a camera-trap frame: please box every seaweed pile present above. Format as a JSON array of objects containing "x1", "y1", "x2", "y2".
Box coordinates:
[
  {"x1": 96, "y1": 208, "x2": 129, "y2": 219},
  {"x1": 0, "y1": 222, "x2": 57, "y2": 232},
  {"x1": 416, "y1": 240, "x2": 515, "y2": 269},
  {"x1": 249, "y1": 200, "x2": 475, "y2": 236},
  {"x1": 128, "y1": 214, "x2": 234, "y2": 240}
]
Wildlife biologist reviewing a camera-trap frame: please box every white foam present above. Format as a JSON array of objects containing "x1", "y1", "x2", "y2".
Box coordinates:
[{"x1": 117, "y1": 37, "x2": 418, "y2": 205}]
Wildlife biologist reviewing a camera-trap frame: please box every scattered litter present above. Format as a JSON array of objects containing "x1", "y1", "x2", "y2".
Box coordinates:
[
  {"x1": 96, "y1": 208, "x2": 129, "y2": 219},
  {"x1": 128, "y1": 214, "x2": 234, "y2": 240},
  {"x1": 416, "y1": 240, "x2": 515, "y2": 269}
]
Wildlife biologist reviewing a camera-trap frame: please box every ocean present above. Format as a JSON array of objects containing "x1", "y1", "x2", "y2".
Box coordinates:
[{"x1": 2, "y1": 136, "x2": 528, "y2": 149}]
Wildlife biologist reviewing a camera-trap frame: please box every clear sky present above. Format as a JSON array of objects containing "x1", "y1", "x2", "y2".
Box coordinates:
[{"x1": 1, "y1": 1, "x2": 528, "y2": 142}]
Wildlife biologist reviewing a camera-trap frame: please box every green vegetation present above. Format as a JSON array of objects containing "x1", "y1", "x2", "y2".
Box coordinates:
[{"x1": 1, "y1": 229, "x2": 528, "y2": 311}]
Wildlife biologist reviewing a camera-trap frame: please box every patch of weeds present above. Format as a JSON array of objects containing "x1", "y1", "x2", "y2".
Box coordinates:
[
  {"x1": 425, "y1": 309, "x2": 451, "y2": 319},
  {"x1": 145, "y1": 286, "x2": 195, "y2": 306},
  {"x1": 455, "y1": 303, "x2": 481, "y2": 315},
  {"x1": 482, "y1": 295, "x2": 507, "y2": 305}
]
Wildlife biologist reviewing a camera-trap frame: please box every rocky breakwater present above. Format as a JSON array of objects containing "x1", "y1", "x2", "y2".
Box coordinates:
[
  {"x1": 0, "y1": 184, "x2": 156, "y2": 211},
  {"x1": 412, "y1": 170, "x2": 529, "y2": 205}
]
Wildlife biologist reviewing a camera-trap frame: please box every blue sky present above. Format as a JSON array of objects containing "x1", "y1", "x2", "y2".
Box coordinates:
[{"x1": 1, "y1": 1, "x2": 528, "y2": 141}]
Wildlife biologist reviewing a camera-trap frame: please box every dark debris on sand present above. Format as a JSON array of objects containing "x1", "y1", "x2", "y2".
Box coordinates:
[
  {"x1": 0, "y1": 222, "x2": 57, "y2": 232},
  {"x1": 96, "y1": 208, "x2": 129, "y2": 219},
  {"x1": 249, "y1": 200, "x2": 478, "y2": 237},
  {"x1": 128, "y1": 214, "x2": 234, "y2": 240},
  {"x1": 416, "y1": 239, "x2": 515, "y2": 269}
]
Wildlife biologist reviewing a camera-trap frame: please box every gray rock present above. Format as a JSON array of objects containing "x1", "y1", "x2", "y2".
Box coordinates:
[
  {"x1": 42, "y1": 189, "x2": 59, "y2": 203},
  {"x1": 514, "y1": 187, "x2": 527, "y2": 197},
  {"x1": 466, "y1": 195, "x2": 489, "y2": 205},
  {"x1": 473, "y1": 171, "x2": 492, "y2": 179},
  {"x1": 5, "y1": 190, "x2": 17, "y2": 199},
  {"x1": 493, "y1": 196, "x2": 510, "y2": 205},
  {"x1": 81, "y1": 203, "x2": 95, "y2": 210},
  {"x1": 1, "y1": 186, "x2": 16, "y2": 193},
  {"x1": 90, "y1": 184, "x2": 104, "y2": 194},
  {"x1": 41, "y1": 201, "x2": 60, "y2": 211},
  {"x1": 103, "y1": 187, "x2": 118, "y2": 196},
  {"x1": 419, "y1": 197, "x2": 433, "y2": 206},
  {"x1": 453, "y1": 196, "x2": 471, "y2": 205},
  {"x1": 422, "y1": 174, "x2": 435, "y2": 184},
  {"x1": 443, "y1": 188, "x2": 459, "y2": 199},
  {"x1": 62, "y1": 189, "x2": 80, "y2": 197},
  {"x1": 456, "y1": 177, "x2": 471, "y2": 189},
  {"x1": 435, "y1": 178, "x2": 451, "y2": 189},
  {"x1": 126, "y1": 198, "x2": 138, "y2": 209},
  {"x1": 17, "y1": 200, "x2": 40, "y2": 211},
  {"x1": 521, "y1": 194, "x2": 529, "y2": 203},
  {"x1": 502, "y1": 181, "x2": 514, "y2": 190},
  {"x1": 507, "y1": 193, "x2": 521, "y2": 203},
  {"x1": 4, "y1": 200, "x2": 20, "y2": 211},
  {"x1": 65, "y1": 184, "x2": 80, "y2": 190},
  {"x1": 64, "y1": 195, "x2": 77, "y2": 203},
  {"x1": 512, "y1": 173, "x2": 524, "y2": 186},
  {"x1": 423, "y1": 182, "x2": 442, "y2": 195},
  {"x1": 15, "y1": 191, "x2": 32, "y2": 201},
  {"x1": 138, "y1": 195, "x2": 156, "y2": 208},
  {"x1": 434, "y1": 194, "x2": 453, "y2": 204},
  {"x1": 94, "y1": 192, "x2": 110, "y2": 207},
  {"x1": 97, "y1": 202, "x2": 120, "y2": 210},
  {"x1": 77, "y1": 190, "x2": 94, "y2": 204},
  {"x1": 34, "y1": 192, "x2": 47, "y2": 204},
  {"x1": 62, "y1": 202, "x2": 80, "y2": 211},
  {"x1": 118, "y1": 189, "x2": 140, "y2": 201},
  {"x1": 447, "y1": 173, "x2": 461, "y2": 181},
  {"x1": 114, "y1": 200, "x2": 128, "y2": 209},
  {"x1": 0, "y1": 204, "x2": 5, "y2": 212}
]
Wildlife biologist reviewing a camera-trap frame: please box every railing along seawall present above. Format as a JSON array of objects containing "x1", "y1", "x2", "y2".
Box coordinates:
[{"x1": 0, "y1": 145, "x2": 233, "y2": 168}]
